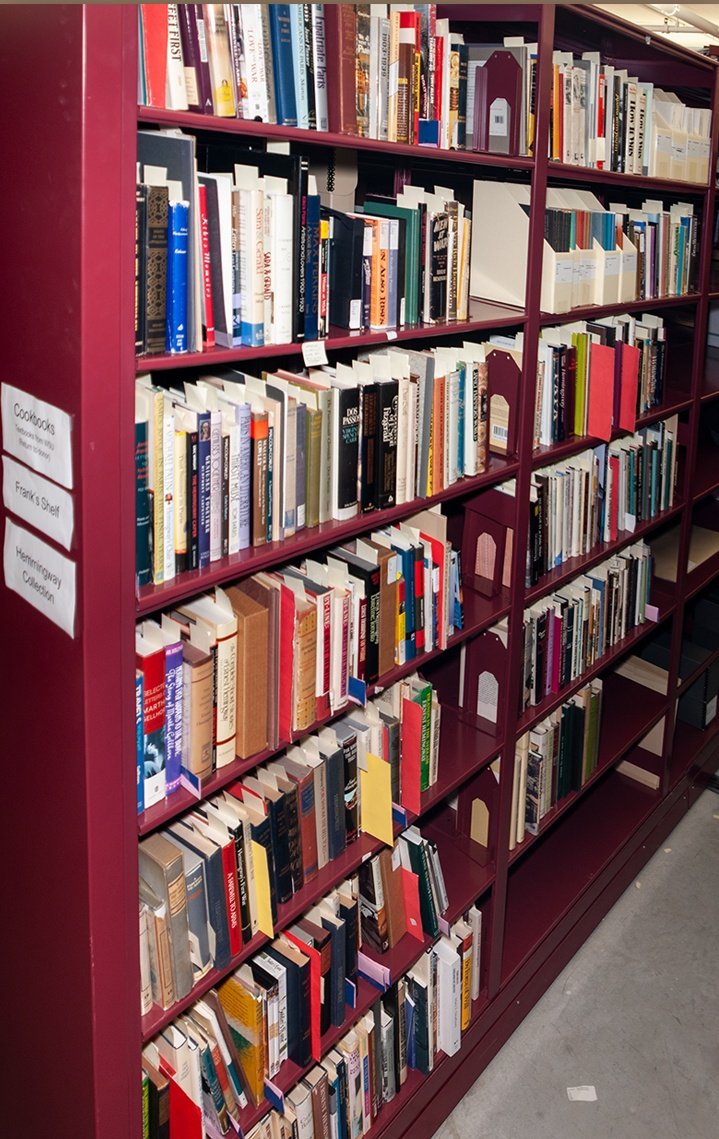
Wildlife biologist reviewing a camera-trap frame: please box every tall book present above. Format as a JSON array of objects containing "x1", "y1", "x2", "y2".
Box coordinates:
[{"x1": 138, "y1": 831, "x2": 194, "y2": 1002}]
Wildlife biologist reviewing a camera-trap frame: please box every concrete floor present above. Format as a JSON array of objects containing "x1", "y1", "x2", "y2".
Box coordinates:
[{"x1": 435, "y1": 789, "x2": 719, "y2": 1139}]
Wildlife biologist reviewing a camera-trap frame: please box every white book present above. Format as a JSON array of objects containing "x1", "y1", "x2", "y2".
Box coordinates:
[
  {"x1": 467, "y1": 903, "x2": 483, "y2": 1001},
  {"x1": 433, "y1": 935, "x2": 461, "y2": 1056},
  {"x1": 242, "y1": 4, "x2": 271, "y2": 122},
  {"x1": 165, "y1": 4, "x2": 189, "y2": 111},
  {"x1": 286, "y1": 1081, "x2": 315, "y2": 1139},
  {"x1": 268, "y1": 191, "x2": 294, "y2": 344},
  {"x1": 161, "y1": 395, "x2": 175, "y2": 583}
]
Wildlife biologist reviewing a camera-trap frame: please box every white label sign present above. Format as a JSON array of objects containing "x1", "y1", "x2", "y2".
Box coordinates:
[
  {"x1": 301, "y1": 339, "x2": 329, "y2": 368},
  {"x1": 3, "y1": 518, "x2": 76, "y2": 637},
  {"x1": 1, "y1": 383, "x2": 73, "y2": 489},
  {"x1": 3, "y1": 456, "x2": 74, "y2": 550}
]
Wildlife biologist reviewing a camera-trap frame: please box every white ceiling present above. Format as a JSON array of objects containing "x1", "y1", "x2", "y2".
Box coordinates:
[{"x1": 596, "y1": 4, "x2": 719, "y2": 50}]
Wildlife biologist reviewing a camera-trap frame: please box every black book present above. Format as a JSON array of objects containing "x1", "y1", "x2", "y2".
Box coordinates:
[
  {"x1": 275, "y1": 773, "x2": 304, "y2": 894},
  {"x1": 533, "y1": 607, "x2": 549, "y2": 705},
  {"x1": 375, "y1": 379, "x2": 398, "y2": 509},
  {"x1": 332, "y1": 383, "x2": 361, "y2": 518},
  {"x1": 302, "y1": 3, "x2": 317, "y2": 130},
  {"x1": 360, "y1": 381, "x2": 379, "y2": 512},
  {"x1": 141, "y1": 182, "x2": 168, "y2": 356},
  {"x1": 379, "y1": 708, "x2": 401, "y2": 805},
  {"x1": 569, "y1": 699, "x2": 585, "y2": 792},
  {"x1": 332, "y1": 546, "x2": 381, "y2": 684},
  {"x1": 135, "y1": 184, "x2": 147, "y2": 354},
  {"x1": 265, "y1": 938, "x2": 312, "y2": 1068},
  {"x1": 264, "y1": 784, "x2": 294, "y2": 906},
  {"x1": 428, "y1": 210, "x2": 448, "y2": 322},
  {"x1": 186, "y1": 428, "x2": 199, "y2": 572},
  {"x1": 319, "y1": 909, "x2": 347, "y2": 1029},
  {"x1": 221, "y1": 431, "x2": 230, "y2": 559},
  {"x1": 324, "y1": 208, "x2": 366, "y2": 330},
  {"x1": 331, "y1": 722, "x2": 360, "y2": 844}
]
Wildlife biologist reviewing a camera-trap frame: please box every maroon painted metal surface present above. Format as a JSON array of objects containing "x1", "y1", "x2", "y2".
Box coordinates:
[{"x1": 1, "y1": 5, "x2": 717, "y2": 1139}]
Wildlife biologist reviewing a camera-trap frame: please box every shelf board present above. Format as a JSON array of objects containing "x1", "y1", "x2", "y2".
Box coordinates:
[
  {"x1": 509, "y1": 672, "x2": 667, "y2": 866},
  {"x1": 547, "y1": 161, "x2": 709, "y2": 195},
  {"x1": 136, "y1": 457, "x2": 519, "y2": 616},
  {"x1": 691, "y1": 440, "x2": 719, "y2": 501},
  {"x1": 137, "y1": 105, "x2": 536, "y2": 172},
  {"x1": 136, "y1": 300, "x2": 526, "y2": 372},
  {"x1": 539, "y1": 293, "x2": 701, "y2": 327},
  {"x1": 516, "y1": 597, "x2": 675, "y2": 738},
  {"x1": 676, "y1": 644, "x2": 719, "y2": 697},
  {"x1": 524, "y1": 500, "x2": 685, "y2": 607},
  {"x1": 501, "y1": 769, "x2": 660, "y2": 984},
  {"x1": 701, "y1": 350, "x2": 719, "y2": 402},
  {"x1": 420, "y1": 717, "x2": 501, "y2": 815},
  {"x1": 686, "y1": 548, "x2": 719, "y2": 600}
]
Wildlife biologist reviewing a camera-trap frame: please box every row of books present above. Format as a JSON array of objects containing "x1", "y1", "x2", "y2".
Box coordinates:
[
  {"x1": 139, "y1": 681, "x2": 445, "y2": 1005},
  {"x1": 137, "y1": 133, "x2": 473, "y2": 358},
  {"x1": 510, "y1": 678, "x2": 604, "y2": 850},
  {"x1": 525, "y1": 416, "x2": 679, "y2": 586},
  {"x1": 472, "y1": 183, "x2": 698, "y2": 314},
  {"x1": 549, "y1": 49, "x2": 712, "y2": 183},
  {"x1": 135, "y1": 519, "x2": 460, "y2": 810},
  {"x1": 490, "y1": 311, "x2": 668, "y2": 453},
  {"x1": 135, "y1": 353, "x2": 484, "y2": 586},
  {"x1": 138, "y1": 4, "x2": 537, "y2": 156},
  {"x1": 535, "y1": 312, "x2": 669, "y2": 447},
  {"x1": 142, "y1": 883, "x2": 484, "y2": 1139},
  {"x1": 520, "y1": 540, "x2": 653, "y2": 712}
]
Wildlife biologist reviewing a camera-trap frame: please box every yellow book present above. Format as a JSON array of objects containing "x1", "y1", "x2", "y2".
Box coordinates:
[{"x1": 217, "y1": 965, "x2": 266, "y2": 1107}]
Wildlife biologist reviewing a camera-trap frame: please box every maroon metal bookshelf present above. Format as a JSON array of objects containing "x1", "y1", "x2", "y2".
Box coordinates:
[{"x1": 2, "y1": 6, "x2": 719, "y2": 1139}]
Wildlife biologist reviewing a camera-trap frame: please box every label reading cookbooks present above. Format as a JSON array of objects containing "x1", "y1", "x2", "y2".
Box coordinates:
[
  {"x1": 1, "y1": 383, "x2": 73, "y2": 489},
  {"x1": 3, "y1": 519, "x2": 76, "y2": 637},
  {"x1": 3, "y1": 456, "x2": 74, "y2": 550}
]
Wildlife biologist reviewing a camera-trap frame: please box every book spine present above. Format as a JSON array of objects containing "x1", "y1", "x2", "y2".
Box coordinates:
[
  {"x1": 164, "y1": 640, "x2": 183, "y2": 794},
  {"x1": 135, "y1": 672, "x2": 144, "y2": 814},
  {"x1": 197, "y1": 183, "x2": 215, "y2": 349}
]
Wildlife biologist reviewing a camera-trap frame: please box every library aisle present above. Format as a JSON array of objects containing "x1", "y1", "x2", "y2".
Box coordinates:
[{"x1": 434, "y1": 790, "x2": 719, "y2": 1139}]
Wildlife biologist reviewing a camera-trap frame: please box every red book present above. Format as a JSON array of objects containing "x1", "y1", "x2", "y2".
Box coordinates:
[
  {"x1": 140, "y1": 4, "x2": 169, "y2": 109},
  {"x1": 434, "y1": 35, "x2": 444, "y2": 125},
  {"x1": 190, "y1": 811, "x2": 242, "y2": 959},
  {"x1": 324, "y1": 4, "x2": 357, "y2": 135},
  {"x1": 400, "y1": 696, "x2": 422, "y2": 814},
  {"x1": 283, "y1": 927, "x2": 322, "y2": 1059},
  {"x1": 198, "y1": 183, "x2": 215, "y2": 349},
  {"x1": 587, "y1": 342, "x2": 615, "y2": 442}
]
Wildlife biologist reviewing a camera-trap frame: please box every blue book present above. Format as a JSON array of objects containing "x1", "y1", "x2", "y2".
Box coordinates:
[
  {"x1": 163, "y1": 638, "x2": 183, "y2": 795},
  {"x1": 320, "y1": 741, "x2": 346, "y2": 860},
  {"x1": 289, "y1": 4, "x2": 309, "y2": 129},
  {"x1": 269, "y1": 5, "x2": 298, "y2": 126},
  {"x1": 135, "y1": 671, "x2": 144, "y2": 814},
  {"x1": 320, "y1": 912, "x2": 347, "y2": 1028},
  {"x1": 197, "y1": 408, "x2": 211, "y2": 568},
  {"x1": 304, "y1": 191, "x2": 321, "y2": 341},
  {"x1": 165, "y1": 199, "x2": 189, "y2": 353}
]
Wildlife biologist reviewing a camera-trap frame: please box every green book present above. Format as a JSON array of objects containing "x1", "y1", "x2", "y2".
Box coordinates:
[
  {"x1": 410, "y1": 679, "x2": 433, "y2": 792},
  {"x1": 362, "y1": 198, "x2": 420, "y2": 326}
]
